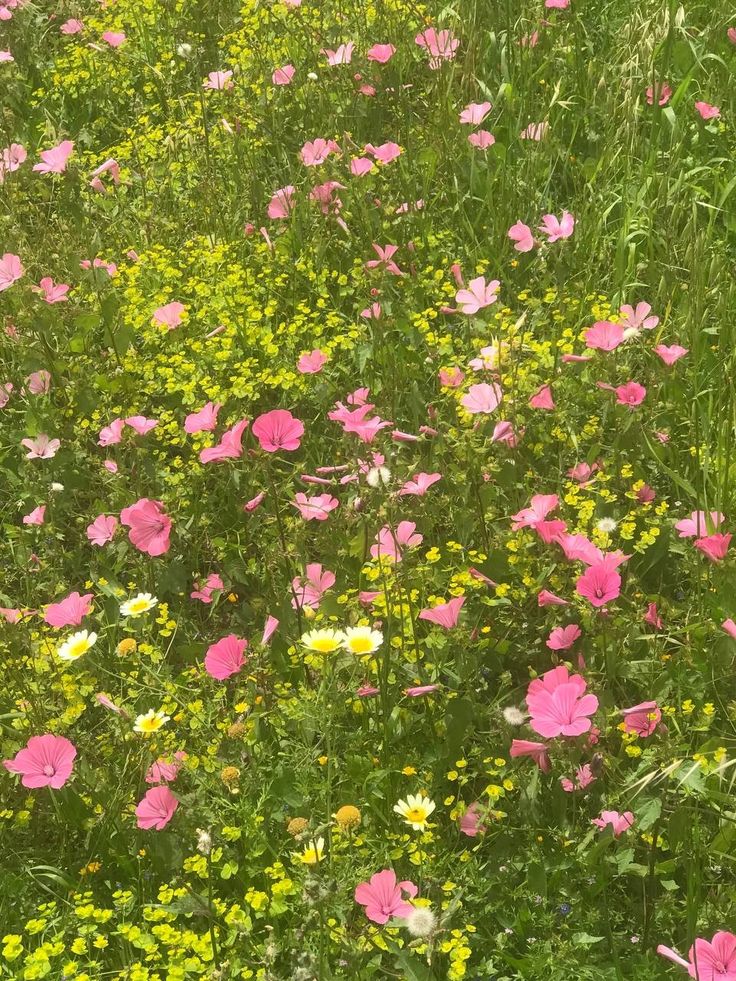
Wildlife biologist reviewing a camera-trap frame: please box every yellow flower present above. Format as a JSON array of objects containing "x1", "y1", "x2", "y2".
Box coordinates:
[
  {"x1": 394, "y1": 793, "x2": 436, "y2": 830},
  {"x1": 287, "y1": 817, "x2": 309, "y2": 838},
  {"x1": 298, "y1": 837, "x2": 325, "y2": 865},
  {"x1": 117, "y1": 638, "x2": 137, "y2": 656},
  {"x1": 133, "y1": 709, "x2": 170, "y2": 734},
  {"x1": 334, "y1": 805, "x2": 361, "y2": 830}
]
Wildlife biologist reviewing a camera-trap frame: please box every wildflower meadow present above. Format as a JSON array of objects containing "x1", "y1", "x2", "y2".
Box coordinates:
[{"x1": 2, "y1": 0, "x2": 736, "y2": 977}]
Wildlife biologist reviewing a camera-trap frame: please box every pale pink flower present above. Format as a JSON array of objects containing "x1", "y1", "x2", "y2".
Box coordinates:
[
  {"x1": 252, "y1": 409, "x2": 304, "y2": 452},
  {"x1": 366, "y1": 243, "x2": 404, "y2": 275},
  {"x1": 98, "y1": 418, "x2": 125, "y2": 446},
  {"x1": 0, "y1": 51, "x2": 13, "y2": 62},
  {"x1": 367, "y1": 43, "x2": 395, "y2": 63},
  {"x1": 101, "y1": 31, "x2": 126, "y2": 47},
  {"x1": 546, "y1": 624, "x2": 581, "y2": 650},
  {"x1": 371, "y1": 521, "x2": 423, "y2": 561},
  {"x1": 468, "y1": 130, "x2": 495, "y2": 149},
  {"x1": 199, "y1": 419, "x2": 249, "y2": 463},
  {"x1": 646, "y1": 82, "x2": 671, "y2": 106},
  {"x1": 267, "y1": 185, "x2": 296, "y2": 219},
  {"x1": 204, "y1": 70, "x2": 233, "y2": 90},
  {"x1": 546, "y1": 0, "x2": 570, "y2": 7},
  {"x1": 355, "y1": 870, "x2": 417, "y2": 924},
  {"x1": 455, "y1": 276, "x2": 500, "y2": 314},
  {"x1": 145, "y1": 754, "x2": 184, "y2": 784},
  {"x1": 322, "y1": 42, "x2": 354, "y2": 65},
  {"x1": 539, "y1": 211, "x2": 575, "y2": 242},
  {"x1": 60, "y1": 18, "x2": 83, "y2": 33},
  {"x1": 136, "y1": 786, "x2": 179, "y2": 830},
  {"x1": 26, "y1": 370, "x2": 51, "y2": 394},
  {"x1": 520, "y1": 31, "x2": 540, "y2": 47},
  {"x1": 185, "y1": 402, "x2": 221, "y2": 433},
  {"x1": 508, "y1": 220, "x2": 535, "y2": 252},
  {"x1": 398, "y1": 472, "x2": 441, "y2": 496},
  {"x1": 361, "y1": 301, "x2": 382, "y2": 319},
  {"x1": 243, "y1": 491, "x2": 266, "y2": 512},
  {"x1": 0, "y1": 252, "x2": 23, "y2": 290},
  {"x1": 655, "y1": 344, "x2": 688, "y2": 365},
  {"x1": 351, "y1": 157, "x2": 375, "y2": 176},
  {"x1": 722, "y1": 619, "x2": 736, "y2": 639},
  {"x1": 204, "y1": 634, "x2": 248, "y2": 680},
  {"x1": 694, "y1": 533, "x2": 731, "y2": 562},
  {"x1": 0, "y1": 607, "x2": 22, "y2": 623},
  {"x1": 558, "y1": 532, "x2": 604, "y2": 565},
  {"x1": 22, "y1": 434, "x2": 60, "y2": 459},
  {"x1": 730, "y1": 28, "x2": 736, "y2": 44},
  {"x1": 0, "y1": 143, "x2": 26, "y2": 181},
  {"x1": 658, "y1": 932, "x2": 736, "y2": 980},
  {"x1": 415, "y1": 27, "x2": 459, "y2": 68},
  {"x1": 459, "y1": 101, "x2": 491, "y2": 125},
  {"x1": 520, "y1": 122, "x2": 549, "y2": 140},
  {"x1": 419, "y1": 596, "x2": 465, "y2": 629},
  {"x1": 439, "y1": 366, "x2": 464, "y2": 387},
  {"x1": 272, "y1": 64, "x2": 295, "y2": 85},
  {"x1": 529, "y1": 384, "x2": 555, "y2": 410},
  {"x1": 619, "y1": 301, "x2": 659, "y2": 331},
  {"x1": 125, "y1": 415, "x2": 158, "y2": 435},
  {"x1": 675, "y1": 511, "x2": 724, "y2": 538},
  {"x1": 44, "y1": 591, "x2": 93, "y2": 628},
  {"x1": 152, "y1": 301, "x2": 186, "y2": 329},
  {"x1": 120, "y1": 498, "x2": 172, "y2": 556},
  {"x1": 292, "y1": 563, "x2": 335, "y2": 610},
  {"x1": 364, "y1": 141, "x2": 402, "y2": 164},
  {"x1": 491, "y1": 420, "x2": 521, "y2": 446},
  {"x1": 33, "y1": 140, "x2": 74, "y2": 174},
  {"x1": 3, "y1": 734, "x2": 77, "y2": 789},
  {"x1": 89, "y1": 157, "x2": 120, "y2": 193},
  {"x1": 0, "y1": 381, "x2": 13, "y2": 408},
  {"x1": 87, "y1": 514, "x2": 118, "y2": 546},
  {"x1": 527, "y1": 665, "x2": 598, "y2": 738},
  {"x1": 405, "y1": 685, "x2": 439, "y2": 697},
  {"x1": 458, "y1": 802, "x2": 487, "y2": 837},
  {"x1": 622, "y1": 701, "x2": 661, "y2": 737},
  {"x1": 538, "y1": 589, "x2": 568, "y2": 607},
  {"x1": 510, "y1": 739, "x2": 551, "y2": 772},
  {"x1": 592, "y1": 810, "x2": 634, "y2": 836},
  {"x1": 461, "y1": 382, "x2": 503, "y2": 414},
  {"x1": 23, "y1": 505, "x2": 46, "y2": 526},
  {"x1": 293, "y1": 492, "x2": 339, "y2": 521},
  {"x1": 301, "y1": 138, "x2": 340, "y2": 166},
  {"x1": 298, "y1": 349, "x2": 328, "y2": 374}
]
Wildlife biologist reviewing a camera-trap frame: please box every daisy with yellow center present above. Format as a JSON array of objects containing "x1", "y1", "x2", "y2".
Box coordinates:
[
  {"x1": 342, "y1": 626, "x2": 383, "y2": 655},
  {"x1": 298, "y1": 836, "x2": 325, "y2": 865},
  {"x1": 57, "y1": 630, "x2": 97, "y2": 662},
  {"x1": 134, "y1": 709, "x2": 170, "y2": 734},
  {"x1": 394, "y1": 793, "x2": 436, "y2": 831},
  {"x1": 120, "y1": 593, "x2": 158, "y2": 618},
  {"x1": 300, "y1": 628, "x2": 345, "y2": 654}
]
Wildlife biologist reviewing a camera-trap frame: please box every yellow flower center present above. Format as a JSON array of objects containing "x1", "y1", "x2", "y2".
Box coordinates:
[
  {"x1": 139, "y1": 717, "x2": 162, "y2": 732},
  {"x1": 311, "y1": 638, "x2": 341, "y2": 653},
  {"x1": 128, "y1": 599, "x2": 151, "y2": 614},
  {"x1": 405, "y1": 807, "x2": 427, "y2": 823},
  {"x1": 66, "y1": 639, "x2": 89, "y2": 658},
  {"x1": 347, "y1": 636, "x2": 374, "y2": 654}
]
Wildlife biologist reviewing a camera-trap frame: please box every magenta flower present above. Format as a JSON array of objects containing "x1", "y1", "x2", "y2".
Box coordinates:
[
  {"x1": 694, "y1": 533, "x2": 731, "y2": 563},
  {"x1": 615, "y1": 381, "x2": 646, "y2": 407},
  {"x1": 592, "y1": 810, "x2": 634, "y2": 836},
  {"x1": 622, "y1": 701, "x2": 661, "y2": 737},
  {"x1": 4, "y1": 734, "x2": 77, "y2": 789},
  {"x1": 120, "y1": 498, "x2": 172, "y2": 556},
  {"x1": 576, "y1": 558, "x2": 622, "y2": 607},
  {"x1": 546, "y1": 624, "x2": 581, "y2": 651},
  {"x1": 419, "y1": 596, "x2": 465, "y2": 630},
  {"x1": 354, "y1": 869, "x2": 417, "y2": 924},
  {"x1": 199, "y1": 419, "x2": 249, "y2": 463},
  {"x1": 455, "y1": 276, "x2": 500, "y2": 315},
  {"x1": 135, "y1": 785, "x2": 179, "y2": 830},
  {"x1": 86, "y1": 514, "x2": 118, "y2": 546},
  {"x1": 722, "y1": 619, "x2": 736, "y2": 640},
  {"x1": 371, "y1": 521, "x2": 423, "y2": 561},
  {"x1": 185, "y1": 402, "x2": 221, "y2": 434},
  {"x1": 33, "y1": 140, "x2": 74, "y2": 174},
  {"x1": 405, "y1": 685, "x2": 439, "y2": 697},
  {"x1": 262, "y1": 616, "x2": 279, "y2": 644},
  {"x1": 204, "y1": 634, "x2": 248, "y2": 681},
  {"x1": 510, "y1": 739, "x2": 551, "y2": 773},
  {"x1": 538, "y1": 589, "x2": 569, "y2": 607},
  {"x1": 511, "y1": 494, "x2": 559, "y2": 530},
  {"x1": 561, "y1": 763, "x2": 596, "y2": 793},
  {"x1": 527, "y1": 665, "x2": 598, "y2": 738},
  {"x1": 461, "y1": 382, "x2": 503, "y2": 414},
  {"x1": 44, "y1": 590, "x2": 93, "y2": 627},
  {"x1": 585, "y1": 321, "x2": 625, "y2": 351},
  {"x1": 539, "y1": 211, "x2": 575, "y2": 242},
  {"x1": 658, "y1": 931, "x2": 736, "y2": 980},
  {"x1": 508, "y1": 220, "x2": 535, "y2": 252},
  {"x1": 252, "y1": 409, "x2": 304, "y2": 452}
]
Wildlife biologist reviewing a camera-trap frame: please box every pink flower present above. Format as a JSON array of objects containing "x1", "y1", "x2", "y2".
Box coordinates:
[
  {"x1": 546, "y1": 624, "x2": 581, "y2": 651},
  {"x1": 243, "y1": 491, "x2": 266, "y2": 512},
  {"x1": 371, "y1": 521, "x2": 423, "y2": 561},
  {"x1": 415, "y1": 27, "x2": 459, "y2": 68},
  {"x1": 98, "y1": 418, "x2": 125, "y2": 446},
  {"x1": 538, "y1": 589, "x2": 568, "y2": 607},
  {"x1": 585, "y1": 320, "x2": 625, "y2": 351},
  {"x1": 322, "y1": 42, "x2": 354, "y2": 65},
  {"x1": 622, "y1": 701, "x2": 661, "y2": 737},
  {"x1": 458, "y1": 802, "x2": 487, "y2": 837},
  {"x1": 34, "y1": 277, "x2": 69, "y2": 303},
  {"x1": 539, "y1": 211, "x2": 575, "y2": 242},
  {"x1": 439, "y1": 366, "x2": 464, "y2": 387},
  {"x1": 262, "y1": 616, "x2": 279, "y2": 644},
  {"x1": 655, "y1": 344, "x2": 688, "y2": 365},
  {"x1": 619, "y1": 301, "x2": 659, "y2": 332},
  {"x1": 355, "y1": 869, "x2": 417, "y2": 924},
  {"x1": 33, "y1": 140, "x2": 74, "y2": 174},
  {"x1": 561, "y1": 763, "x2": 596, "y2": 793},
  {"x1": 267, "y1": 185, "x2": 296, "y2": 219},
  {"x1": 0, "y1": 143, "x2": 26, "y2": 181},
  {"x1": 529, "y1": 384, "x2": 555, "y2": 410},
  {"x1": 405, "y1": 685, "x2": 439, "y2": 697},
  {"x1": 199, "y1": 419, "x2": 249, "y2": 463},
  {"x1": 546, "y1": 0, "x2": 570, "y2": 7},
  {"x1": 455, "y1": 276, "x2": 500, "y2": 314},
  {"x1": 26, "y1": 370, "x2": 51, "y2": 395},
  {"x1": 520, "y1": 122, "x2": 549, "y2": 140},
  {"x1": 722, "y1": 619, "x2": 736, "y2": 639},
  {"x1": 366, "y1": 243, "x2": 403, "y2": 276},
  {"x1": 576, "y1": 557, "x2": 622, "y2": 607},
  {"x1": 301, "y1": 138, "x2": 340, "y2": 166},
  {"x1": 60, "y1": 18, "x2": 83, "y2": 33},
  {"x1": 135, "y1": 786, "x2": 179, "y2": 830},
  {"x1": 120, "y1": 498, "x2": 172, "y2": 556},
  {"x1": 22, "y1": 434, "x2": 60, "y2": 459},
  {"x1": 508, "y1": 220, "x2": 535, "y2": 252},
  {"x1": 615, "y1": 381, "x2": 646, "y2": 407},
  {"x1": 729, "y1": 27, "x2": 736, "y2": 45},
  {"x1": 558, "y1": 532, "x2": 603, "y2": 564},
  {"x1": 190, "y1": 573, "x2": 224, "y2": 604},
  {"x1": 459, "y1": 101, "x2": 492, "y2": 125},
  {"x1": 399, "y1": 472, "x2": 441, "y2": 496},
  {"x1": 367, "y1": 43, "x2": 395, "y2": 63},
  {"x1": 145, "y1": 755, "x2": 184, "y2": 784},
  {"x1": 419, "y1": 596, "x2": 465, "y2": 630},
  {"x1": 658, "y1": 932, "x2": 736, "y2": 980},
  {"x1": 0, "y1": 51, "x2": 14, "y2": 63},
  {"x1": 292, "y1": 563, "x2": 335, "y2": 610},
  {"x1": 0, "y1": 252, "x2": 23, "y2": 291},
  {"x1": 351, "y1": 157, "x2": 374, "y2": 176},
  {"x1": 592, "y1": 810, "x2": 634, "y2": 836},
  {"x1": 637, "y1": 484, "x2": 656, "y2": 503},
  {"x1": 125, "y1": 415, "x2": 158, "y2": 436},
  {"x1": 644, "y1": 602, "x2": 663, "y2": 628},
  {"x1": 23, "y1": 505, "x2": 46, "y2": 526},
  {"x1": 298, "y1": 349, "x2": 328, "y2": 374},
  {"x1": 185, "y1": 402, "x2": 221, "y2": 434},
  {"x1": 101, "y1": 31, "x2": 126, "y2": 48},
  {"x1": 364, "y1": 141, "x2": 402, "y2": 164},
  {"x1": 4, "y1": 734, "x2": 77, "y2": 789},
  {"x1": 675, "y1": 510, "x2": 725, "y2": 538},
  {"x1": 89, "y1": 158, "x2": 121, "y2": 193},
  {"x1": 204, "y1": 634, "x2": 248, "y2": 680},
  {"x1": 647, "y1": 81, "x2": 671, "y2": 105},
  {"x1": 86, "y1": 514, "x2": 118, "y2": 545},
  {"x1": 204, "y1": 70, "x2": 233, "y2": 90},
  {"x1": 152, "y1": 301, "x2": 186, "y2": 329},
  {"x1": 510, "y1": 739, "x2": 551, "y2": 773},
  {"x1": 527, "y1": 665, "x2": 598, "y2": 738},
  {"x1": 695, "y1": 100, "x2": 720, "y2": 120},
  {"x1": 293, "y1": 493, "x2": 339, "y2": 521},
  {"x1": 461, "y1": 382, "x2": 503, "y2": 414},
  {"x1": 468, "y1": 130, "x2": 495, "y2": 149},
  {"x1": 252, "y1": 409, "x2": 304, "y2": 452},
  {"x1": 511, "y1": 494, "x2": 558, "y2": 530},
  {"x1": 272, "y1": 64, "x2": 295, "y2": 85},
  {"x1": 694, "y1": 533, "x2": 731, "y2": 562},
  {"x1": 44, "y1": 591, "x2": 93, "y2": 627}
]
